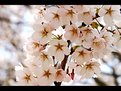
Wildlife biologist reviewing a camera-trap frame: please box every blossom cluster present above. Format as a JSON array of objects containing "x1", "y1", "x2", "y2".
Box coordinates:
[{"x1": 15, "y1": 5, "x2": 121, "y2": 86}]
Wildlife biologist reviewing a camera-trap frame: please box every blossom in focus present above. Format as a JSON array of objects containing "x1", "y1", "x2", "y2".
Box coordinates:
[
  {"x1": 71, "y1": 47, "x2": 92, "y2": 65},
  {"x1": 15, "y1": 67, "x2": 37, "y2": 85},
  {"x1": 55, "y1": 69, "x2": 66, "y2": 82},
  {"x1": 32, "y1": 23, "x2": 53, "y2": 44},
  {"x1": 64, "y1": 24, "x2": 79, "y2": 42},
  {"x1": 34, "y1": 66, "x2": 56, "y2": 86},
  {"x1": 98, "y1": 5, "x2": 121, "y2": 26},
  {"x1": 47, "y1": 39, "x2": 70, "y2": 61},
  {"x1": 75, "y1": 60, "x2": 101, "y2": 79},
  {"x1": 15, "y1": 5, "x2": 121, "y2": 86}
]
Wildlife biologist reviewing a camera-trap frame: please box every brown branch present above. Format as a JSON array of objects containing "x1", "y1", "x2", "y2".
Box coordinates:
[
  {"x1": 94, "y1": 78, "x2": 108, "y2": 86},
  {"x1": 101, "y1": 58, "x2": 119, "y2": 86},
  {"x1": 54, "y1": 40, "x2": 71, "y2": 86}
]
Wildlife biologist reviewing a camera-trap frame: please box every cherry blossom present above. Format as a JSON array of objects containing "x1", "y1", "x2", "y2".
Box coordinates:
[
  {"x1": 36, "y1": 50, "x2": 53, "y2": 68},
  {"x1": 15, "y1": 67, "x2": 37, "y2": 85},
  {"x1": 98, "y1": 5, "x2": 121, "y2": 26},
  {"x1": 32, "y1": 23, "x2": 53, "y2": 44},
  {"x1": 15, "y1": 5, "x2": 121, "y2": 86},
  {"x1": 71, "y1": 47, "x2": 92, "y2": 65},
  {"x1": 55, "y1": 69, "x2": 66, "y2": 82},
  {"x1": 47, "y1": 39, "x2": 70, "y2": 62},
  {"x1": 44, "y1": 7, "x2": 64, "y2": 29},
  {"x1": 64, "y1": 24, "x2": 79, "y2": 42},
  {"x1": 75, "y1": 60, "x2": 101, "y2": 79},
  {"x1": 34, "y1": 66, "x2": 56, "y2": 86},
  {"x1": 24, "y1": 40, "x2": 45, "y2": 55},
  {"x1": 60, "y1": 6, "x2": 78, "y2": 24},
  {"x1": 78, "y1": 10, "x2": 94, "y2": 25}
]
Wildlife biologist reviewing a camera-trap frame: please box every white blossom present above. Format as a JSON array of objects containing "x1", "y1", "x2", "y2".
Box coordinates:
[
  {"x1": 47, "y1": 39, "x2": 70, "y2": 62},
  {"x1": 98, "y1": 5, "x2": 121, "y2": 26},
  {"x1": 15, "y1": 67, "x2": 37, "y2": 85},
  {"x1": 55, "y1": 69, "x2": 66, "y2": 82},
  {"x1": 34, "y1": 66, "x2": 56, "y2": 86},
  {"x1": 15, "y1": 5, "x2": 121, "y2": 86},
  {"x1": 72, "y1": 47, "x2": 92, "y2": 65},
  {"x1": 75, "y1": 60, "x2": 101, "y2": 79},
  {"x1": 64, "y1": 24, "x2": 79, "y2": 42},
  {"x1": 32, "y1": 23, "x2": 53, "y2": 44}
]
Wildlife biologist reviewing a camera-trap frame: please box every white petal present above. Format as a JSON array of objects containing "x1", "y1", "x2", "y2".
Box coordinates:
[
  {"x1": 55, "y1": 51, "x2": 64, "y2": 61},
  {"x1": 63, "y1": 74, "x2": 71, "y2": 82},
  {"x1": 71, "y1": 52, "x2": 78, "y2": 60},
  {"x1": 78, "y1": 12, "x2": 93, "y2": 25},
  {"x1": 104, "y1": 14, "x2": 114, "y2": 26},
  {"x1": 111, "y1": 5, "x2": 120, "y2": 10},
  {"x1": 98, "y1": 8, "x2": 106, "y2": 16},
  {"x1": 67, "y1": 62, "x2": 76, "y2": 69},
  {"x1": 59, "y1": 40, "x2": 68, "y2": 47},
  {"x1": 47, "y1": 46, "x2": 56, "y2": 56},
  {"x1": 49, "y1": 20, "x2": 61, "y2": 29},
  {"x1": 93, "y1": 65, "x2": 101, "y2": 76},
  {"x1": 81, "y1": 70, "x2": 94, "y2": 79},
  {"x1": 63, "y1": 47, "x2": 70, "y2": 55},
  {"x1": 75, "y1": 66, "x2": 82, "y2": 75},
  {"x1": 64, "y1": 31, "x2": 72, "y2": 41},
  {"x1": 49, "y1": 39, "x2": 58, "y2": 45}
]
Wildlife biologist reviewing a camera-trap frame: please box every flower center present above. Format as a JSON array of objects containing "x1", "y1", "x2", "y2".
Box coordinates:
[
  {"x1": 78, "y1": 50, "x2": 86, "y2": 57},
  {"x1": 41, "y1": 28, "x2": 48, "y2": 37},
  {"x1": 106, "y1": 7, "x2": 114, "y2": 16},
  {"x1": 83, "y1": 29, "x2": 92, "y2": 35},
  {"x1": 53, "y1": 13, "x2": 60, "y2": 20},
  {"x1": 71, "y1": 27, "x2": 78, "y2": 36},
  {"x1": 33, "y1": 42, "x2": 40, "y2": 48},
  {"x1": 66, "y1": 9, "x2": 75, "y2": 18},
  {"x1": 23, "y1": 74, "x2": 31, "y2": 83},
  {"x1": 40, "y1": 53, "x2": 48, "y2": 61},
  {"x1": 56, "y1": 70, "x2": 62, "y2": 77},
  {"x1": 93, "y1": 41, "x2": 101, "y2": 47},
  {"x1": 55, "y1": 43, "x2": 64, "y2": 51},
  {"x1": 83, "y1": 11, "x2": 90, "y2": 15},
  {"x1": 43, "y1": 70, "x2": 52, "y2": 78},
  {"x1": 86, "y1": 63, "x2": 93, "y2": 70}
]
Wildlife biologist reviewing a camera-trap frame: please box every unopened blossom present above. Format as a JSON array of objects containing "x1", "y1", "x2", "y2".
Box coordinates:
[
  {"x1": 98, "y1": 5, "x2": 121, "y2": 26},
  {"x1": 47, "y1": 39, "x2": 70, "y2": 61},
  {"x1": 72, "y1": 47, "x2": 92, "y2": 65},
  {"x1": 75, "y1": 60, "x2": 101, "y2": 79}
]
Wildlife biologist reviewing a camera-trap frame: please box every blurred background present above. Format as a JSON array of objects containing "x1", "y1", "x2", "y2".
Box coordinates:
[{"x1": 0, "y1": 5, "x2": 121, "y2": 86}]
